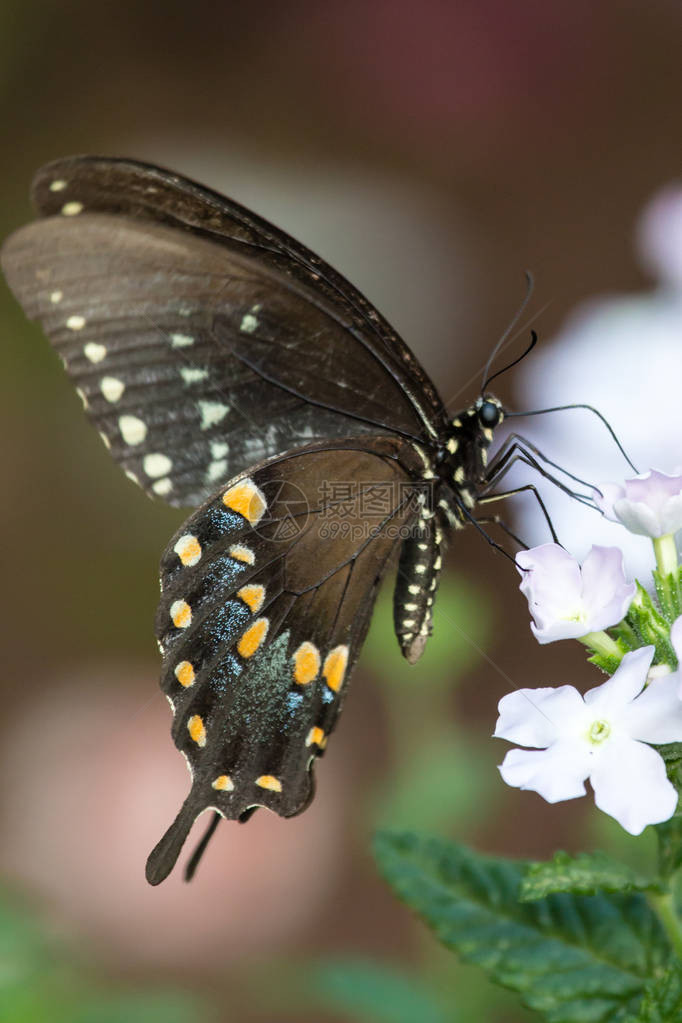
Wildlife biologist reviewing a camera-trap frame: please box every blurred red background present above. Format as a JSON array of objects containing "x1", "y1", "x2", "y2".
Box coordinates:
[{"x1": 1, "y1": 2, "x2": 679, "y2": 1020}]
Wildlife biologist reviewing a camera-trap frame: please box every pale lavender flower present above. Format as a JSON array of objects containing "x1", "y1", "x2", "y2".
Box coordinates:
[
  {"x1": 594, "y1": 470, "x2": 682, "y2": 538},
  {"x1": 495, "y1": 647, "x2": 682, "y2": 835},
  {"x1": 516, "y1": 543, "x2": 635, "y2": 644}
]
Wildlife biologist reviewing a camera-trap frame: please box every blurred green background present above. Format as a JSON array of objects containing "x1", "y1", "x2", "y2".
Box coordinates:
[{"x1": 0, "y1": 1, "x2": 678, "y2": 1020}]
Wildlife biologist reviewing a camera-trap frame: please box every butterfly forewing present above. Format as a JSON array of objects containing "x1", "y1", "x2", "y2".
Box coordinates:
[
  {"x1": 30, "y1": 155, "x2": 446, "y2": 438},
  {"x1": 2, "y1": 198, "x2": 437, "y2": 506},
  {"x1": 146, "y1": 437, "x2": 423, "y2": 884}
]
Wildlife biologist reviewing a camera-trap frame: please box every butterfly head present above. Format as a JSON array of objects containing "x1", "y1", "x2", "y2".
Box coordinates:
[{"x1": 438, "y1": 394, "x2": 504, "y2": 493}]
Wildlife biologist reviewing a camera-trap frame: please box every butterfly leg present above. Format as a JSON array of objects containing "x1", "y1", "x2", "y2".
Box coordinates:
[
  {"x1": 478, "y1": 484, "x2": 559, "y2": 544},
  {"x1": 486, "y1": 433, "x2": 598, "y2": 499},
  {"x1": 474, "y1": 514, "x2": 528, "y2": 550},
  {"x1": 483, "y1": 442, "x2": 596, "y2": 510}
]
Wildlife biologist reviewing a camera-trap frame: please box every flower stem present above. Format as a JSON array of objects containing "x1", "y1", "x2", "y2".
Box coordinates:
[
  {"x1": 654, "y1": 534, "x2": 679, "y2": 577},
  {"x1": 649, "y1": 890, "x2": 682, "y2": 960},
  {"x1": 653, "y1": 534, "x2": 680, "y2": 620},
  {"x1": 578, "y1": 630, "x2": 621, "y2": 659}
]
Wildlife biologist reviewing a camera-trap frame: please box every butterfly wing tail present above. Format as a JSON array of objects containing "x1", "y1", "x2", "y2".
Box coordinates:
[{"x1": 146, "y1": 795, "x2": 210, "y2": 886}]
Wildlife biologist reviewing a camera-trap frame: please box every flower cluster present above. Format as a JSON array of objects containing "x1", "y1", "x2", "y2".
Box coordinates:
[{"x1": 497, "y1": 469, "x2": 682, "y2": 834}]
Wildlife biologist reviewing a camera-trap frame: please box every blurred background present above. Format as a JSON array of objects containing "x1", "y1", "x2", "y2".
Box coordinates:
[{"x1": 1, "y1": 1, "x2": 681, "y2": 1020}]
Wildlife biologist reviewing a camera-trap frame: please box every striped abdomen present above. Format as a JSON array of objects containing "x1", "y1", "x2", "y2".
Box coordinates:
[{"x1": 392, "y1": 518, "x2": 443, "y2": 664}]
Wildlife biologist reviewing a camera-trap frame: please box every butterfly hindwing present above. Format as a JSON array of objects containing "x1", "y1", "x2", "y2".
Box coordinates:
[{"x1": 146, "y1": 436, "x2": 424, "y2": 884}]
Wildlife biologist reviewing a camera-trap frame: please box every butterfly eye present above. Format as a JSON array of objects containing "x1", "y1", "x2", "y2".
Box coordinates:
[{"x1": 479, "y1": 401, "x2": 501, "y2": 428}]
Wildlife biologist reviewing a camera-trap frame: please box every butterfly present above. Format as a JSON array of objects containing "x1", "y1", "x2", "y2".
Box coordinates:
[{"x1": 1, "y1": 156, "x2": 525, "y2": 885}]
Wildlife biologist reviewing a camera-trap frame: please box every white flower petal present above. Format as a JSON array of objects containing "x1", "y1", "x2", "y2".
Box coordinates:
[
  {"x1": 579, "y1": 545, "x2": 635, "y2": 630},
  {"x1": 593, "y1": 482, "x2": 626, "y2": 521},
  {"x1": 660, "y1": 496, "x2": 682, "y2": 536},
  {"x1": 494, "y1": 685, "x2": 587, "y2": 748},
  {"x1": 620, "y1": 673, "x2": 682, "y2": 743},
  {"x1": 499, "y1": 743, "x2": 590, "y2": 802},
  {"x1": 590, "y1": 736, "x2": 678, "y2": 835},
  {"x1": 584, "y1": 646, "x2": 654, "y2": 713},
  {"x1": 517, "y1": 545, "x2": 585, "y2": 642},
  {"x1": 637, "y1": 185, "x2": 682, "y2": 288},
  {"x1": 517, "y1": 543, "x2": 633, "y2": 643},
  {"x1": 612, "y1": 498, "x2": 665, "y2": 538}
]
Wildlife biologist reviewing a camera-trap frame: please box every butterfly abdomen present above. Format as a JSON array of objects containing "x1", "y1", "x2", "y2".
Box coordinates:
[{"x1": 392, "y1": 517, "x2": 444, "y2": 664}]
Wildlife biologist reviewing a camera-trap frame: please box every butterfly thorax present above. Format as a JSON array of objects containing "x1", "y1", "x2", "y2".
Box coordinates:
[{"x1": 393, "y1": 395, "x2": 504, "y2": 664}]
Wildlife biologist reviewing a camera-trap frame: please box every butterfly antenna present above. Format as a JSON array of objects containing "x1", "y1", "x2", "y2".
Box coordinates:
[
  {"x1": 484, "y1": 330, "x2": 538, "y2": 391},
  {"x1": 481, "y1": 271, "x2": 536, "y2": 394},
  {"x1": 506, "y1": 403, "x2": 639, "y2": 473}
]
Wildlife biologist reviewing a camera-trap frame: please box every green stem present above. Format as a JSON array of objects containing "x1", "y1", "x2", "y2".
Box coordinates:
[
  {"x1": 650, "y1": 891, "x2": 682, "y2": 961},
  {"x1": 578, "y1": 630, "x2": 621, "y2": 660},
  {"x1": 653, "y1": 534, "x2": 680, "y2": 620},
  {"x1": 654, "y1": 534, "x2": 679, "y2": 577}
]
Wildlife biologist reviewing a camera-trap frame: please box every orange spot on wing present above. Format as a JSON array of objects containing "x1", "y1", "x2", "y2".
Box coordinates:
[
  {"x1": 293, "y1": 641, "x2": 320, "y2": 685},
  {"x1": 229, "y1": 544, "x2": 255, "y2": 565},
  {"x1": 237, "y1": 618, "x2": 269, "y2": 658},
  {"x1": 223, "y1": 479, "x2": 267, "y2": 525},
  {"x1": 306, "y1": 726, "x2": 327, "y2": 749},
  {"x1": 212, "y1": 775, "x2": 234, "y2": 791},
  {"x1": 188, "y1": 714, "x2": 206, "y2": 746},
  {"x1": 174, "y1": 661, "x2": 195, "y2": 687},
  {"x1": 256, "y1": 775, "x2": 282, "y2": 792},
  {"x1": 174, "y1": 534, "x2": 202, "y2": 566},
  {"x1": 170, "y1": 599, "x2": 192, "y2": 629},
  {"x1": 238, "y1": 584, "x2": 265, "y2": 613},
  {"x1": 323, "y1": 645, "x2": 349, "y2": 692}
]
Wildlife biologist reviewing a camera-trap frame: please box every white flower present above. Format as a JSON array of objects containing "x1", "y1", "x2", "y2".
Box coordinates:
[
  {"x1": 516, "y1": 543, "x2": 635, "y2": 644},
  {"x1": 594, "y1": 469, "x2": 682, "y2": 539},
  {"x1": 505, "y1": 185, "x2": 682, "y2": 580},
  {"x1": 637, "y1": 184, "x2": 682, "y2": 289},
  {"x1": 495, "y1": 646, "x2": 682, "y2": 835},
  {"x1": 671, "y1": 615, "x2": 682, "y2": 699}
]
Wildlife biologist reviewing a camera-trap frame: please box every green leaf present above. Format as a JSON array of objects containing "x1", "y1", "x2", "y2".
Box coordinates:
[
  {"x1": 310, "y1": 961, "x2": 448, "y2": 1023},
  {"x1": 520, "y1": 852, "x2": 665, "y2": 901},
  {"x1": 374, "y1": 831, "x2": 671, "y2": 1023},
  {"x1": 652, "y1": 568, "x2": 681, "y2": 625},
  {"x1": 588, "y1": 649, "x2": 623, "y2": 675},
  {"x1": 655, "y1": 815, "x2": 682, "y2": 879},
  {"x1": 625, "y1": 584, "x2": 675, "y2": 666},
  {"x1": 633, "y1": 960, "x2": 682, "y2": 1021}
]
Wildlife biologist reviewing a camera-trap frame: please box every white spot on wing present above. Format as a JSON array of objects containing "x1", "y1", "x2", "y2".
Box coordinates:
[
  {"x1": 240, "y1": 313, "x2": 258, "y2": 333},
  {"x1": 100, "y1": 377, "x2": 125, "y2": 402},
  {"x1": 211, "y1": 440, "x2": 228, "y2": 459},
  {"x1": 144, "y1": 453, "x2": 173, "y2": 478},
  {"x1": 84, "y1": 342, "x2": 107, "y2": 363},
  {"x1": 198, "y1": 400, "x2": 229, "y2": 430},
  {"x1": 49, "y1": 179, "x2": 67, "y2": 192},
  {"x1": 119, "y1": 414, "x2": 147, "y2": 445},
  {"x1": 171, "y1": 333, "x2": 194, "y2": 348},
  {"x1": 180, "y1": 366, "x2": 208, "y2": 384},
  {"x1": 152, "y1": 478, "x2": 172, "y2": 496},
  {"x1": 50, "y1": 290, "x2": 63, "y2": 304},
  {"x1": 207, "y1": 459, "x2": 227, "y2": 481},
  {"x1": 61, "y1": 201, "x2": 83, "y2": 216},
  {"x1": 66, "y1": 315, "x2": 86, "y2": 331}
]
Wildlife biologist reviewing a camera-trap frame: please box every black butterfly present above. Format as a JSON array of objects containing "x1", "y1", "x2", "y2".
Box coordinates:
[{"x1": 2, "y1": 156, "x2": 536, "y2": 885}]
